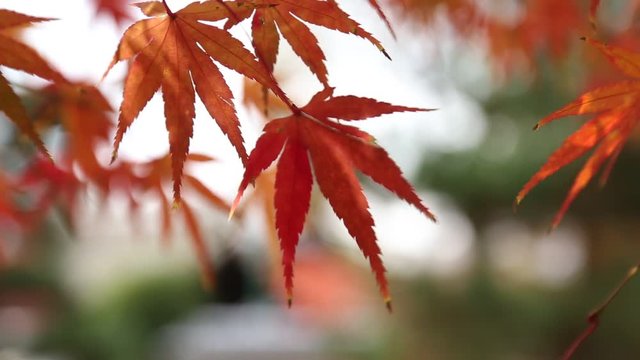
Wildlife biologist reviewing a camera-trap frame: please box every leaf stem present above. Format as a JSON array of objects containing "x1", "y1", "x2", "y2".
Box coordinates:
[
  {"x1": 162, "y1": 0, "x2": 175, "y2": 17},
  {"x1": 210, "y1": 0, "x2": 301, "y2": 115},
  {"x1": 561, "y1": 263, "x2": 639, "y2": 359}
]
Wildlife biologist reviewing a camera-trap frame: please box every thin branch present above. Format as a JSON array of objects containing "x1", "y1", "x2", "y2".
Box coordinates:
[{"x1": 561, "y1": 263, "x2": 639, "y2": 360}]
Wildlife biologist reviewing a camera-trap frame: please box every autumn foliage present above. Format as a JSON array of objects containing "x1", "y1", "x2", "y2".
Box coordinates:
[
  {"x1": 1, "y1": 0, "x2": 640, "y2": 342},
  {"x1": 1, "y1": 0, "x2": 439, "y2": 309}
]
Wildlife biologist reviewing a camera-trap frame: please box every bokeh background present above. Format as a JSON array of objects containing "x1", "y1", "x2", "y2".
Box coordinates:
[{"x1": 2, "y1": 0, "x2": 640, "y2": 359}]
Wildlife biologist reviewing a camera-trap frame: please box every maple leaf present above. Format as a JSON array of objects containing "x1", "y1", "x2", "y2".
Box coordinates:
[
  {"x1": 518, "y1": 0, "x2": 583, "y2": 58},
  {"x1": 396, "y1": 0, "x2": 482, "y2": 40},
  {"x1": 19, "y1": 157, "x2": 84, "y2": 230},
  {"x1": 231, "y1": 88, "x2": 435, "y2": 308},
  {"x1": 0, "y1": 170, "x2": 30, "y2": 232},
  {"x1": 0, "y1": 9, "x2": 64, "y2": 157},
  {"x1": 19, "y1": 76, "x2": 227, "y2": 289},
  {"x1": 218, "y1": 0, "x2": 390, "y2": 88},
  {"x1": 29, "y1": 82, "x2": 113, "y2": 183},
  {"x1": 243, "y1": 77, "x2": 289, "y2": 116},
  {"x1": 104, "y1": 0, "x2": 286, "y2": 204},
  {"x1": 517, "y1": 38, "x2": 640, "y2": 229},
  {"x1": 397, "y1": 0, "x2": 586, "y2": 74},
  {"x1": 93, "y1": 0, "x2": 133, "y2": 24},
  {"x1": 119, "y1": 153, "x2": 229, "y2": 289}
]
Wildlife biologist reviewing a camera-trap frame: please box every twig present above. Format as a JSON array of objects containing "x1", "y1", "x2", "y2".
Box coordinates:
[{"x1": 561, "y1": 263, "x2": 639, "y2": 359}]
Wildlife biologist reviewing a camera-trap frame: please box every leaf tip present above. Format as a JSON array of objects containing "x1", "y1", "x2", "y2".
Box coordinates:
[
  {"x1": 287, "y1": 297, "x2": 293, "y2": 308},
  {"x1": 228, "y1": 194, "x2": 242, "y2": 221},
  {"x1": 425, "y1": 209, "x2": 437, "y2": 222},
  {"x1": 380, "y1": 47, "x2": 392, "y2": 60},
  {"x1": 101, "y1": 59, "x2": 118, "y2": 83},
  {"x1": 513, "y1": 196, "x2": 523, "y2": 212},
  {"x1": 385, "y1": 298, "x2": 393, "y2": 313},
  {"x1": 110, "y1": 150, "x2": 119, "y2": 165}
]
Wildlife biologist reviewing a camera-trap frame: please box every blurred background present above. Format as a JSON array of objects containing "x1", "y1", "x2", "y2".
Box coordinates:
[{"x1": 2, "y1": 0, "x2": 640, "y2": 359}]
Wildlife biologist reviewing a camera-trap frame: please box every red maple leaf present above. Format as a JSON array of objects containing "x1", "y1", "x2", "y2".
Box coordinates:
[
  {"x1": 93, "y1": 0, "x2": 133, "y2": 24},
  {"x1": 231, "y1": 88, "x2": 435, "y2": 309},
  {"x1": 517, "y1": 38, "x2": 640, "y2": 229}
]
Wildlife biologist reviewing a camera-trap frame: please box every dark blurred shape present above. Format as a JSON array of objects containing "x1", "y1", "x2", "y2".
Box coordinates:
[{"x1": 214, "y1": 252, "x2": 247, "y2": 304}]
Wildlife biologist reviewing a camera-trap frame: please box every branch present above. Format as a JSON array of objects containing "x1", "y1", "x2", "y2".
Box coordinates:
[{"x1": 561, "y1": 263, "x2": 639, "y2": 360}]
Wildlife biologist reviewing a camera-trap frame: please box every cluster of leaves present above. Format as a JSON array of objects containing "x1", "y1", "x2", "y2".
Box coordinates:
[
  {"x1": 514, "y1": 1, "x2": 640, "y2": 230},
  {"x1": 384, "y1": 0, "x2": 640, "y2": 230},
  {"x1": 4, "y1": 0, "x2": 639, "y2": 318},
  {"x1": 393, "y1": 0, "x2": 591, "y2": 74},
  {"x1": 0, "y1": 0, "x2": 436, "y2": 308}
]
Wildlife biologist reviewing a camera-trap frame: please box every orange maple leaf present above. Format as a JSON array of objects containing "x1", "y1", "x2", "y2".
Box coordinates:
[
  {"x1": 118, "y1": 153, "x2": 229, "y2": 289},
  {"x1": 29, "y1": 82, "x2": 113, "y2": 183},
  {"x1": 231, "y1": 88, "x2": 435, "y2": 309},
  {"x1": 395, "y1": 0, "x2": 585, "y2": 74},
  {"x1": 219, "y1": 0, "x2": 390, "y2": 88},
  {"x1": 0, "y1": 9, "x2": 64, "y2": 157},
  {"x1": 104, "y1": 0, "x2": 284, "y2": 204},
  {"x1": 24, "y1": 78, "x2": 226, "y2": 289},
  {"x1": 517, "y1": 38, "x2": 640, "y2": 230}
]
